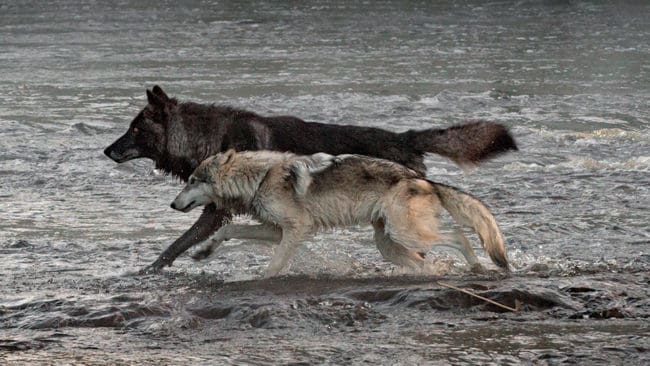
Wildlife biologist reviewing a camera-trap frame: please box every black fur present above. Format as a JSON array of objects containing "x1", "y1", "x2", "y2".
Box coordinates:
[{"x1": 104, "y1": 86, "x2": 518, "y2": 272}]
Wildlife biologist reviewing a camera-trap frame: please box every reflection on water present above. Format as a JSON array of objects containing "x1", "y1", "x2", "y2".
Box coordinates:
[{"x1": 1, "y1": 0, "x2": 649, "y2": 364}]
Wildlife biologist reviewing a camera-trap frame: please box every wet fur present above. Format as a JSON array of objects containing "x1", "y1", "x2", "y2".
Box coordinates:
[
  {"x1": 172, "y1": 150, "x2": 509, "y2": 277},
  {"x1": 105, "y1": 86, "x2": 517, "y2": 271}
]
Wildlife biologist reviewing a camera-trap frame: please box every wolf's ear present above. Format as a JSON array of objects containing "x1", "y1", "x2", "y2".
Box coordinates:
[
  {"x1": 152, "y1": 85, "x2": 170, "y2": 101},
  {"x1": 146, "y1": 89, "x2": 166, "y2": 108},
  {"x1": 217, "y1": 149, "x2": 237, "y2": 169}
]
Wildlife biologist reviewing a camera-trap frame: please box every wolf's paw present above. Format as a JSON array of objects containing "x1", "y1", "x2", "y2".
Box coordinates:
[
  {"x1": 469, "y1": 263, "x2": 488, "y2": 275},
  {"x1": 263, "y1": 265, "x2": 281, "y2": 278},
  {"x1": 191, "y1": 247, "x2": 214, "y2": 261},
  {"x1": 138, "y1": 259, "x2": 168, "y2": 275}
]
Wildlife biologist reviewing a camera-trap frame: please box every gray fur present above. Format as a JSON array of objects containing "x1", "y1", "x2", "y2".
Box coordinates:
[{"x1": 171, "y1": 150, "x2": 509, "y2": 277}]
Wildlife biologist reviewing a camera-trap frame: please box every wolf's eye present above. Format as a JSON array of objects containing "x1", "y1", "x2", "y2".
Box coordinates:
[{"x1": 133, "y1": 127, "x2": 139, "y2": 134}]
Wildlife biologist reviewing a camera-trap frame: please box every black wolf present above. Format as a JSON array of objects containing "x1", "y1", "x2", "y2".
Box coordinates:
[{"x1": 104, "y1": 86, "x2": 517, "y2": 272}]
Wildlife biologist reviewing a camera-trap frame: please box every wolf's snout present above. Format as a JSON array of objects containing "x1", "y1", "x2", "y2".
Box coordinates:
[
  {"x1": 104, "y1": 131, "x2": 141, "y2": 163},
  {"x1": 171, "y1": 197, "x2": 196, "y2": 212},
  {"x1": 104, "y1": 144, "x2": 125, "y2": 163},
  {"x1": 104, "y1": 146, "x2": 120, "y2": 162}
]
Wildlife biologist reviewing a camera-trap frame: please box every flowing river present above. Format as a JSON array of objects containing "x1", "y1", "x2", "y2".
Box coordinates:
[{"x1": 1, "y1": 1, "x2": 648, "y2": 364}]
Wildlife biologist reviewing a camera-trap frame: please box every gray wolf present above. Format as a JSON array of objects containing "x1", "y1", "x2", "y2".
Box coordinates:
[
  {"x1": 104, "y1": 86, "x2": 517, "y2": 272},
  {"x1": 170, "y1": 150, "x2": 509, "y2": 277}
]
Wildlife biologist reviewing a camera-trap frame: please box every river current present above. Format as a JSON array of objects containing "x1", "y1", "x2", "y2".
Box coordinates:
[{"x1": 1, "y1": 1, "x2": 648, "y2": 364}]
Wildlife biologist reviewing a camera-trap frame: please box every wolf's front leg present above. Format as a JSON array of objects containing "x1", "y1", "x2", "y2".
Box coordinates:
[
  {"x1": 140, "y1": 204, "x2": 231, "y2": 274},
  {"x1": 192, "y1": 224, "x2": 283, "y2": 260},
  {"x1": 264, "y1": 228, "x2": 307, "y2": 278}
]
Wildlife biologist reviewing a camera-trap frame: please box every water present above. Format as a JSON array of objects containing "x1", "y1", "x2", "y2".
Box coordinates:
[{"x1": 1, "y1": 0, "x2": 649, "y2": 364}]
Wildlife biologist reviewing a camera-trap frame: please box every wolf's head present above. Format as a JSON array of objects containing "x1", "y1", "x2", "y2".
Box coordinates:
[
  {"x1": 170, "y1": 150, "x2": 237, "y2": 212},
  {"x1": 104, "y1": 86, "x2": 180, "y2": 166}
]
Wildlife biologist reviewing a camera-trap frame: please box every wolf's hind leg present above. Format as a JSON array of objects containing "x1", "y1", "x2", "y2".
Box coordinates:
[
  {"x1": 373, "y1": 221, "x2": 427, "y2": 271},
  {"x1": 432, "y1": 229, "x2": 481, "y2": 268},
  {"x1": 453, "y1": 229, "x2": 480, "y2": 266},
  {"x1": 192, "y1": 224, "x2": 282, "y2": 260}
]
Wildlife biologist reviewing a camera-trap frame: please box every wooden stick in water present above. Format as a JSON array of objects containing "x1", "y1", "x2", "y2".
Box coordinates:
[{"x1": 436, "y1": 281, "x2": 521, "y2": 312}]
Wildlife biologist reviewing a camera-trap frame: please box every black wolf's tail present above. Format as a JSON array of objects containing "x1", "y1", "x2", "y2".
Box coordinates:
[
  {"x1": 402, "y1": 121, "x2": 518, "y2": 167},
  {"x1": 433, "y1": 183, "x2": 509, "y2": 270}
]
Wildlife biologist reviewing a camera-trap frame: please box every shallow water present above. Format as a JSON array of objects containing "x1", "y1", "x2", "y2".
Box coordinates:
[{"x1": 1, "y1": 1, "x2": 649, "y2": 364}]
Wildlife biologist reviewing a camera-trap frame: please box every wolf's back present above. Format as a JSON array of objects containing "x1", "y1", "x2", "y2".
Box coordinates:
[
  {"x1": 403, "y1": 121, "x2": 517, "y2": 167},
  {"x1": 431, "y1": 182, "x2": 509, "y2": 270}
]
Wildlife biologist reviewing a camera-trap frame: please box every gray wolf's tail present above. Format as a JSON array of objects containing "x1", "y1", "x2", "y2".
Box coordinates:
[
  {"x1": 402, "y1": 121, "x2": 518, "y2": 167},
  {"x1": 432, "y1": 183, "x2": 509, "y2": 270}
]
